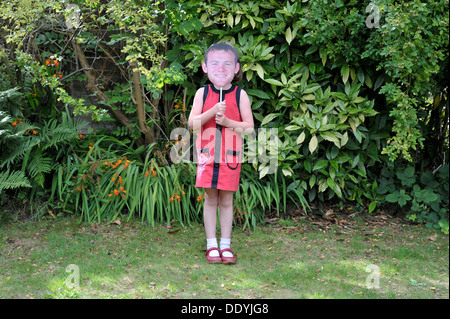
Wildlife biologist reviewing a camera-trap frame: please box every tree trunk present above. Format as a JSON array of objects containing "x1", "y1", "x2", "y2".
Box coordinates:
[{"x1": 130, "y1": 60, "x2": 155, "y2": 145}]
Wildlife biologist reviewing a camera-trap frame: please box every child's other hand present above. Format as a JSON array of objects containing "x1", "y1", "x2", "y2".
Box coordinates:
[
  {"x1": 215, "y1": 112, "x2": 229, "y2": 127},
  {"x1": 214, "y1": 101, "x2": 226, "y2": 115}
]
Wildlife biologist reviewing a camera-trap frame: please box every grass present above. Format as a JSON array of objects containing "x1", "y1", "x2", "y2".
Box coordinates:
[{"x1": 0, "y1": 213, "x2": 448, "y2": 299}]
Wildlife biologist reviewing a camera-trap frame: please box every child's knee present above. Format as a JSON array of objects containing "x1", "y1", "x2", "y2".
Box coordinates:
[
  {"x1": 205, "y1": 189, "x2": 219, "y2": 205},
  {"x1": 218, "y1": 191, "x2": 233, "y2": 210}
]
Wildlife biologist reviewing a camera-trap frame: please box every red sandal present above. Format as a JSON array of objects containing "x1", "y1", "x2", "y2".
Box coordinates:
[
  {"x1": 220, "y1": 248, "x2": 236, "y2": 264},
  {"x1": 206, "y1": 247, "x2": 222, "y2": 263}
]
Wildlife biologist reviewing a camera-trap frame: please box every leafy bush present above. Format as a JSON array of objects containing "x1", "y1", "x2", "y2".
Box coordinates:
[
  {"x1": 174, "y1": 0, "x2": 394, "y2": 205},
  {"x1": 378, "y1": 164, "x2": 449, "y2": 233},
  {"x1": 172, "y1": 0, "x2": 447, "y2": 213},
  {"x1": 0, "y1": 86, "x2": 87, "y2": 213}
]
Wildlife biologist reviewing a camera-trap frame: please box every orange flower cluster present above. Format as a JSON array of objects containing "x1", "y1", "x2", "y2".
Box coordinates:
[
  {"x1": 174, "y1": 100, "x2": 186, "y2": 112},
  {"x1": 165, "y1": 137, "x2": 188, "y2": 151},
  {"x1": 196, "y1": 194, "x2": 205, "y2": 202},
  {"x1": 144, "y1": 166, "x2": 156, "y2": 177},
  {"x1": 88, "y1": 142, "x2": 95, "y2": 154},
  {"x1": 108, "y1": 171, "x2": 126, "y2": 199},
  {"x1": 11, "y1": 119, "x2": 23, "y2": 127},
  {"x1": 26, "y1": 129, "x2": 38, "y2": 135},
  {"x1": 75, "y1": 185, "x2": 88, "y2": 191},
  {"x1": 45, "y1": 58, "x2": 60, "y2": 67},
  {"x1": 111, "y1": 174, "x2": 123, "y2": 185},
  {"x1": 169, "y1": 186, "x2": 186, "y2": 202},
  {"x1": 45, "y1": 58, "x2": 62, "y2": 78},
  {"x1": 104, "y1": 157, "x2": 130, "y2": 170},
  {"x1": 108, "y1": 186, "x2": 127, "y2": 199},
  {"x1": 169, "y1": 194, "x2": 181, "y2": 202}
]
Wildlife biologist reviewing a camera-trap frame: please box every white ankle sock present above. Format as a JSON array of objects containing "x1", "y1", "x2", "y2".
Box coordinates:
[
  {"x1": 206, "y1": 238, "x2": 219, "y2": 257},
  {"x1": 220, "y1": 238, "x2": 233, "y2": 257}
]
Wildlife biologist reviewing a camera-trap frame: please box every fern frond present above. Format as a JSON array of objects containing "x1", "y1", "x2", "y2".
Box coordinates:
[
  {"x1": 40, "y1": 115, "x2": 88, "y2": 151},
  {"x1": 26, "y1": 150, "x2": 52, "y2": 188},
  {"x1": 0, "y1": 137, "x2": 39, "y2": 169},
  {"x1": 0, "y1": 111, "x2": 12, "y2": 126},
  {"x1": 42, "y1": 125, "x2": 78, "y2": 151},
  {"x1": 0, "y1": 88, "x2": 24, "y2": 117},
  {"x1": 0, "y1": 169, "x2": 31, "y2": 192},
  {"x1": 0, "y1": 88, "x2": 23, "y2": 107}
]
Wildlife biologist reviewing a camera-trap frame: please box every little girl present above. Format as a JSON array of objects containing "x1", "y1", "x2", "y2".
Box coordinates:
[{"x1": 188, "y1": 42, "x2": 254, "y2": 264}]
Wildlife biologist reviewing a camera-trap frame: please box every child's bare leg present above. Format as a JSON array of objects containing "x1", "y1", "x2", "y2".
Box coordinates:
[
  {"x1": 218, "y1": 190, "x2": 235, "y2": 259},
  {"x1": 204, "y1": 188, "x2": 219, "y2": 238},
  {"x1": 218, "y1": 190, "x2": 234, "y2": 239},
  {"x1": 204, "y1": 188, "x2": 220, "y2": 258}
]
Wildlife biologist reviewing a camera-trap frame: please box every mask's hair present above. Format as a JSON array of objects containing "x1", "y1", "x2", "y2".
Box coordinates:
[{"x1": 204, "y1": 42, "x2": 243, "y2": 82}]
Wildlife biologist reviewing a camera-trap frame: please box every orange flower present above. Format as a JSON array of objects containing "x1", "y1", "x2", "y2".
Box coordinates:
[
  {"x1": 144, "y1": 166, "x2": 156, "y2": 177},
  {"x1": 108, "y1": 185, "x2": 127, "y2": 199},
  {"x1": 197, "y1": 194, "x2": 205, "y2": 201},
  {"x1": 169, "y1": 193, "x2": 182, "y2": 202},
  {"x1": 11, "y1": 118, "x2": 22, "y2": 127},
  {"x1": 46, "y1": 58, "x2": 60, "y2": 67},
  {"x1": 32, "y1": 130, "x2": 38, "y2": 135},
  {"x1": 112, "y1": 158, "x2": 124, "y2": 169},
  {"x1": 174, "y1": 100, "x2": 184, "y2": 110}
]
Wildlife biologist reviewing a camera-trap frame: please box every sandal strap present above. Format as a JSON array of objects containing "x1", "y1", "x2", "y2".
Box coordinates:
[
  {"x1": 219, "y1": 248, "x2": 235, "y2": 256},
  {"x1": 206, "y1": 247, "x2": 220, "y2": 256}
]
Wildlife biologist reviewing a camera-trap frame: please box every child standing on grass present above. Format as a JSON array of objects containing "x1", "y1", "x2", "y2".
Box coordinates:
[{"x1": 188, "y1": 42, "x2": 254, "y2": 264}]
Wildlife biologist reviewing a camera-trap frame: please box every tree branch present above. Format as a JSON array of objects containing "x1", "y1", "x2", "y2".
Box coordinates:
[{"x1": 72, "y1": 38, "x2": 144, "y2": 146}]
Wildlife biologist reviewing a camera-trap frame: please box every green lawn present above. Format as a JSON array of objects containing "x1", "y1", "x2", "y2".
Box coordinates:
[{"x1": 0, "y1": 213, "x2": 448, "y2": 299}]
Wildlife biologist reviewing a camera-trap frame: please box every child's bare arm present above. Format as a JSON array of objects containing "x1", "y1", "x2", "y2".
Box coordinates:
[{"x1": 188, "y1": 88, "x2": 223, "y2": 130}]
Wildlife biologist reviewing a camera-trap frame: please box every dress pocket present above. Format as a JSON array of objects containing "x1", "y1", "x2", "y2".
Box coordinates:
[
  {"x1": 198, "y1": 148, "x2": 210, "y2": 167},
  {"x1": 226, "y1": 150, "x2": 240, "y2": 170}
]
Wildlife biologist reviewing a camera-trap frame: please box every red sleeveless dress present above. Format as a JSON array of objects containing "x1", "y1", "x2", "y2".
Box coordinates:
[{"x1": 195, "y1": 84, "x2": 242, "y2": 191}]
